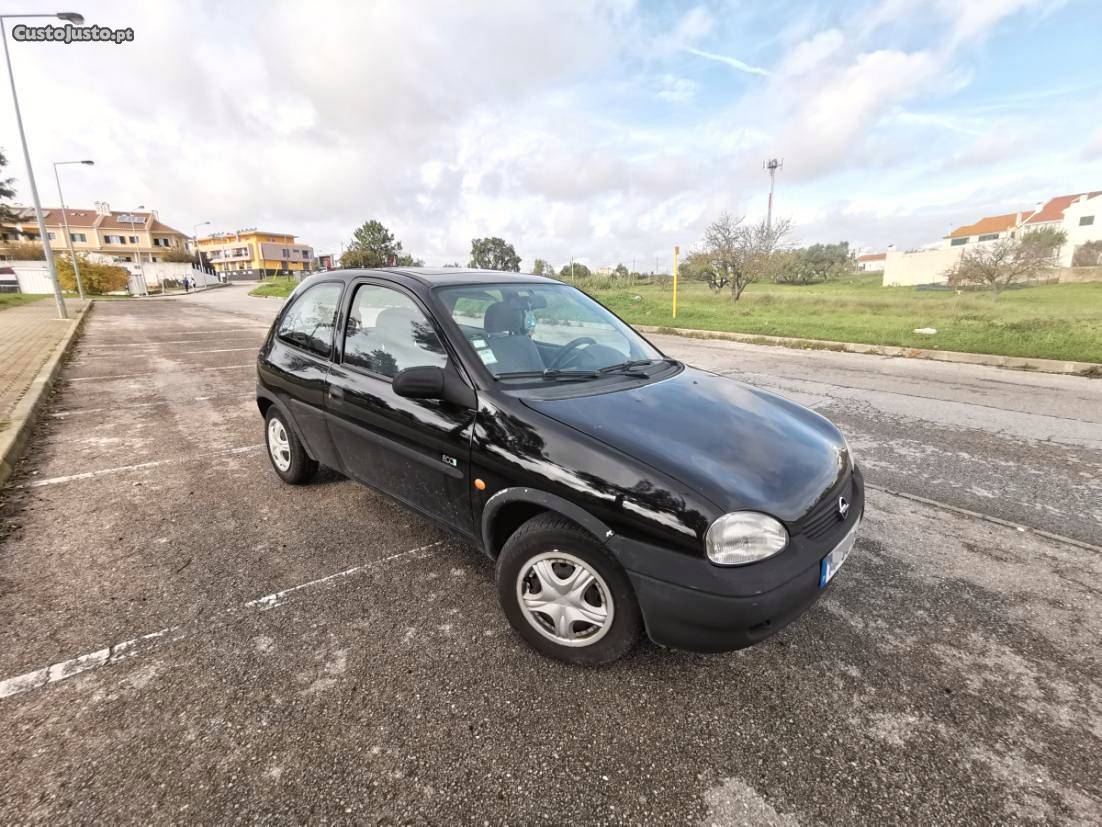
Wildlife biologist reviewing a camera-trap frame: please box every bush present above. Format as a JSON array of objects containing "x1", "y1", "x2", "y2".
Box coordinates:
[
  {"x1": 0, "y1": 241, "x2": 46, "y2": 260},
  {"x1": 1072, "y1": 240, "x2": 1102, "y2": 268},
  {"x1": 56, "y1": 254, "x2": 130, "y2": 294},
  {"x1": 160, "y1": 247, "x2": 196, "y2": 264}
]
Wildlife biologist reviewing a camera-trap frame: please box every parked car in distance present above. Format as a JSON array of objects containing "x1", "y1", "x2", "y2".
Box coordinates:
[{"x1": 256, "y1": 268, "x2": 863, "y2": 665}]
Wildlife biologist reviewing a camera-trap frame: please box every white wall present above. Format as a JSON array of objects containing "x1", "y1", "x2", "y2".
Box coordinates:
[
  {"x1": 1061, "y1": 196, "x2": 1102, "y2": 266},
  {"x1": 9, "y1": 261, "x2": 55, "y2": 293},
  {"x1": 882, "y1": 247, "x2": 962, "y2": 286}
]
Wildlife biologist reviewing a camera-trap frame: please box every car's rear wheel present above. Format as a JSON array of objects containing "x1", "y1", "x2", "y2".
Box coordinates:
[
  {"x1": 496, "y1": 513, "x2": 642, "y2": 665},
  {"x1": 264, "y1": 408, "x2": 317, "y2": 485}
]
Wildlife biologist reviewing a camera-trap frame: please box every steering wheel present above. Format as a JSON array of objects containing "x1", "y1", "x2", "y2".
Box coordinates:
[{"x1": 548, "y1": 336, "x2": 597, "y2": 370}]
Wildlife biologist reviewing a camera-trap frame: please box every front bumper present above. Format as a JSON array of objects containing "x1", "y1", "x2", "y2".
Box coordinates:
[{"x1": 609, "y1": 466, "x2": 864, "y2": 653}]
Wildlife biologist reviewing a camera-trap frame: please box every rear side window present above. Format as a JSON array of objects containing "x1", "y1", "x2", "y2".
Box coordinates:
[
  {"x1": 343, "y1": 284, "x2": 447, "y2": 378},
  {"x1": 277, "y1": 282, "x2": 343, "y2": 358}
]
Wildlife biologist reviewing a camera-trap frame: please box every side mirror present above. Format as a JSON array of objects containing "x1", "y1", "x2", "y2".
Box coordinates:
[{"x1": 393, "y1": 366, "x2": 445, "y2": 400}]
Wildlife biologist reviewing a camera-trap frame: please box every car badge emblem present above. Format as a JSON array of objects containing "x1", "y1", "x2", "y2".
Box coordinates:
[{"x1": 837, "y1": 496, "x2": 850, "y2": 520}]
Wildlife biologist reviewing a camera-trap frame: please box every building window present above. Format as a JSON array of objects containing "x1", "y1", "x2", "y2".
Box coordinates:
[
  {"x1": 153, "y1": 237, "x2": 171, "y2": 247},
  {"x1": 128, "y1": 235, "x2": 139, "y2": 244},
  {"x1": 47, "y1": 231, "x2": 56, "y2": 240},
  {"x1": 70, "y1": 232, "x2": 87, "y2": 242},
  {"x1": 978, "y1": 233, "x2": 998, "y2": 241},
  {"x1": 950, "y1": 237, "x2": 969, "y2": 246},
  {"x1": 105, "y1": 234, "x2": 124, "y2": 244},
  {"x1": 282, "y1": 248, "x2": 290, "y2": 257},
  {"x1": 1080, "y1": 215, "x2": 1095, "y2": 226}
]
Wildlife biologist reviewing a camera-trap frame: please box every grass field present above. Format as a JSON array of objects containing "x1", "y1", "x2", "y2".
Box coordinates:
[
  {"x1": 243, "y1": 272, "x2": 1102, "y2": 363},
  {"x1": 0, "y1": 294, "x2": 48, "y2": 311},
  {"x1": 250, "y1": 277, "x2": 298, "y2": 298},
  {"x1": 582, "y1": 274, "x2": 1102, "y2": 364}
]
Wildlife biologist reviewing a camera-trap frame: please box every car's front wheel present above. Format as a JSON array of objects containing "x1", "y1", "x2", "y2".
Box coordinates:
[
  {"x1": 264, "y1": 408, "x2": 317, "y2": 485},
  {"x1": 496, "y1": 513, "x2": 642, "y2": 665}
]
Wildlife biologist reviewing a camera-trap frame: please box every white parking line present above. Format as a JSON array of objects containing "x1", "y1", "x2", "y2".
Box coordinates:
[
  {"x1": 73, "y1": 347, "x2": 259, "y2": 361},
  {"x1": 49, "y1": 393, "x2": 256, "y2": 418},
  {"x1": 20, "y1": 444, "x2": 263, "y2": 488},
  {"x1": 0, "y1": 542, "x2": 443, "y2": 701},
  {"x1": 69, "y1": 364, "x2": 254, "y2": 381}
]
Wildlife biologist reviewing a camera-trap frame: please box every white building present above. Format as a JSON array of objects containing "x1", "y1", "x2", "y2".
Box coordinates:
[
  {"x1": 883, "y1": 191, "x2": 1102, "y2": 286},
  {"x1": 856, "y1": 252, "x2": 886, "y2": 272}
]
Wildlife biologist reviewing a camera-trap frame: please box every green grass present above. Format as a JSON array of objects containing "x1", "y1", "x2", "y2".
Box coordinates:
[
  {"x1": 0, "y1": 293, "x2": 48, "y2": 311},
  {"x1": 250, "y1": 277, "x2": 298, "y2": 298},
  {"x1": 581, "y1": 275, "x2": 1102, "y2": 364}
]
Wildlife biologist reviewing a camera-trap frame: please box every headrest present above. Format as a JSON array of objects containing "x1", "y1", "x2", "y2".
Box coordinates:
[
  {"x1": 484, "y1": 301, "x2": 524, "y2": 335},
  {"x1": 375, "y1": 306, "x2": 419, "y2": 338}
]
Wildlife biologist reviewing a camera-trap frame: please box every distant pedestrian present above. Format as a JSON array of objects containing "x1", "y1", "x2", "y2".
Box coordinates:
[{"x1": 183, "y1": 276, "x2": 191, "y2": 293}]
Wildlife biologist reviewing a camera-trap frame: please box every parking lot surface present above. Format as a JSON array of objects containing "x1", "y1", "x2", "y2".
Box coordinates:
[{"x1": 1, "y1": 286, "x2": 1099, "y2": 824}]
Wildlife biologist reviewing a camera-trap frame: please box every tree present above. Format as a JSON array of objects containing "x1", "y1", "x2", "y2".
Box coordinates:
[
  {"x1": 700, "y1": 212, "x2": 791, "y2": 301},
  {"x1": 160, "y1": 247, "x2": 195, "y2": 264},
  {"x1": 773, "y1": 242, "x2": 854, "y2": 284},
  {"x1": 469, "y1": 237, "x2": 520, "y2": 271},
  {"x1": 558, "y1": 262, "x2": 591, "y2": 280},
  {"x1": 681, "y1": 249, "x2": 728, "y2": 293},
  {"x1": 613, "y1": 263, "x2": 629, "y2": 279},
  {"x1": 0, "y1": 241, "x2": 45, "y2": 260},
  {"x1": 56, "y1": 254, "x2": 129, "y2": 294},
  {"x1": 340, "y1": 219, "x2": 418, "y2": 268},
  {"x1": 1072, "y1": 240, "x2": 1102, "y2": 268},
  {"x1": 532, "y1": 258, "x2": 555, "y2": 277},
  {"x1": 945, "y1": 227, "x2": 1066, "y2": 297},
  {"x1": 0, "y1": 148, "x2": 19, "y2": 223}
]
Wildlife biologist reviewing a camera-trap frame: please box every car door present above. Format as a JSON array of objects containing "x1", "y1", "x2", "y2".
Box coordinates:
[
  {"x1": 262, "y1": 280, "x2": 344, "y2": 468},
  {"x1": 326, "y1": 279, "x2": 477, "y2": 535}
]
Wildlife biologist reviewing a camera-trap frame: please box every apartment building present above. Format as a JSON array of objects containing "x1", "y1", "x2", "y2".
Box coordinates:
[
  {"x1": 196, "y1": 229, "x2": 315, "y2": 279},
  {"x1": 0, "y1": 201, "x2": 189, "y2": 263}
]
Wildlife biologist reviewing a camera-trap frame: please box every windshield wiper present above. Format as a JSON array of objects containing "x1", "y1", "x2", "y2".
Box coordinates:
[
  {"x1": 598, "y1": 358, "x2": 676, "y2": 375},
  {"x1": 496, "y1": 369, "x2": 601, "y2": 381}
]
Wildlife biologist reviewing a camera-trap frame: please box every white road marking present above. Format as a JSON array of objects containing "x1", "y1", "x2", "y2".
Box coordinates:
[
  {"x1": 49, "y1": 393, "x2": 255, "y2": 418},
  {"x1": 72, "y1": 347, "x2": 259, "y2": 361},
  {"x1": 0, "y1": 542, "x2": 443, "y2": 701},
  {"x1": 20, "y1": 444, "x2": 263, "y2": 488},
  {"x1": 69, "y1": 364, "x2": 254, "y2": 381}
]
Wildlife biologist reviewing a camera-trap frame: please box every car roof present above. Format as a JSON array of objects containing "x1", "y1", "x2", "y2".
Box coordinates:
[{"x1": 314, "y1": 267, "x2": 559, "y2": 289}]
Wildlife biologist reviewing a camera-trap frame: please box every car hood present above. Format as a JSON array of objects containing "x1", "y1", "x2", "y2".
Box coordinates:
[{"x1": 523, "y1": 367, "x2": 850, "y2": 523}]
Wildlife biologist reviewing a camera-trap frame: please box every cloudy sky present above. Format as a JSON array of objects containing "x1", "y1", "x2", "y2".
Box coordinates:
[{"x1": 3, "y1": 0, "x2": 1101, "y2": 269}]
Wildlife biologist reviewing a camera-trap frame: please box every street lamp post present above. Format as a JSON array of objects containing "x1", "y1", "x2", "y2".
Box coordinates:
[
  {"x1": 1, "y1": 11, "x2": 85, "y2": 319},
  {"x1": 126, "y1": 205, "x2": 150, "y2": 292},
  {"x1": 53, "y1": 159, "x2": 94, "y2": 301},
  {"x1": 193, "y1": 220, "x2": 211, "y2": 278}
]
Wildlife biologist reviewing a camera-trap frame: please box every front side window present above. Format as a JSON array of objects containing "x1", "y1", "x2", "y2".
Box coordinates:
[
  {"x1": 1080, "y1": 215, "x2": 1094, "y2": 226},
  {"x1": 438, "y1": 283, "x2": 660, "y2": 378},
  {"x1": 343, "y1": 284, "x2": 447, "y2": 378},
  {"x1": 950, "y1": 237, "x2": 968, "y2": 246},
  {"x1": 276, "y1": 282, "x2": 342, "y2": 358}
]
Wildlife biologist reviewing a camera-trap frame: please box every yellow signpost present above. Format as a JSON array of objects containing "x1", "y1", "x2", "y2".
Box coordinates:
[{"x1": 672, "y1": 245, "x2": 680, "y2": 318}]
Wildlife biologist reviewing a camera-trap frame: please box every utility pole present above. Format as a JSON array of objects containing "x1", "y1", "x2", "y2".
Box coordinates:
[{"x1": 764, "y1": 158, "x2": 783, "y2": 230}]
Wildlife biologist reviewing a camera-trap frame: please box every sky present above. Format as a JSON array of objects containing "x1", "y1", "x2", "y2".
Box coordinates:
[{"x1": 2, "y1": 0, "x2": 1101, "y2": 270}]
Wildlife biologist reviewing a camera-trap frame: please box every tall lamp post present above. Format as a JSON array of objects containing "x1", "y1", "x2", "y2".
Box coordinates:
[
  {"x1": 193, "y1": 219, "x2": 210, "y2": 277},
  {"x1": 1, "y1": 10, "x2": 85, "y2": 319},
  {"x1": 53, "y1": 159, "x2": 93, "y2": 301},
  {"x1": 126, "y1": 204, "x2": 150, "y2": 292}
]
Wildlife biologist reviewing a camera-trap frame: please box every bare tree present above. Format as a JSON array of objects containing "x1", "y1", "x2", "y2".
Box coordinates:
[
  {"x1": 732, "y1": 217, "x2": 791, "y2": 301},
  {"x1": 944, "y1": 227, "x2": 1066, "y2": 298},
  {"x1": 701, "y1": 212, "x2": 743, "y2": 296}
]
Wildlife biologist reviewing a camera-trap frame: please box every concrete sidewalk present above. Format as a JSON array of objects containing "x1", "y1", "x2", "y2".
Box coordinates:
[{"x1": 0, "y1": 299, "x2": 88, "y2": 425}]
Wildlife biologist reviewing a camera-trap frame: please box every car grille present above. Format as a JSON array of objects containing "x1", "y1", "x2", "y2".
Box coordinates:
[{"x1": 795, "y1": 473, "x2": 854, "y2": 541}]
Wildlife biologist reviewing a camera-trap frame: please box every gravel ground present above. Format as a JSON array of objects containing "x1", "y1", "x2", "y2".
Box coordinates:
[{"x1": 0, "y1": 288, "x2": 1099, "y2": 824}]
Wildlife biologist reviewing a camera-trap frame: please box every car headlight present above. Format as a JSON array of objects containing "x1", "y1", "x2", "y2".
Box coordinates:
[{"x1": 705, "y1": 511, "x2": 789, "y2": 566}]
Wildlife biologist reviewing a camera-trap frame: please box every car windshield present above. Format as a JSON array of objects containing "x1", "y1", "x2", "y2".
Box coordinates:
[{"x1": 437, "y1": 282, "x2": 663, "y2": 379}]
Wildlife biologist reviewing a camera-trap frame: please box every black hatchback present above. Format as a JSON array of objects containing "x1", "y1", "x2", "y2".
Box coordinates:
[{"x1": 256, "y1": 268, "x2": 863, "y2": 665}]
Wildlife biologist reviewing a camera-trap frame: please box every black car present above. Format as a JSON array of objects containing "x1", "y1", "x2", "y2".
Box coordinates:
[{"x1": 256, "y1": 268, "x2": 863, "y2": 665}]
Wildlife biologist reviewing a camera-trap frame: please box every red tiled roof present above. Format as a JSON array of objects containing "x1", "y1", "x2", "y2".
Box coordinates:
[
  {"x1": 1023, "y1": 192, "x2": 1102, "y2": 225},
  {"x1": 857, "y1": 252, "x2": 886, "y2": 262},
  {"x1": 947, "y1": 213, "x2": 1018, "y2": 238}
]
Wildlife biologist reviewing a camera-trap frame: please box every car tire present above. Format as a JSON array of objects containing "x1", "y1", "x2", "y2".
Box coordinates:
[
  {"x1": 496, "y1": 513, "x2": 642, "y2": 666},
  {"x1": 264, "y1": 407, "x2": 317, "y2": 485}
]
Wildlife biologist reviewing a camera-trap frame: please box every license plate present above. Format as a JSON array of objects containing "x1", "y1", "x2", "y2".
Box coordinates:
[{"x1": 820, "y1": 520, "x2": 860, "y2": 587}]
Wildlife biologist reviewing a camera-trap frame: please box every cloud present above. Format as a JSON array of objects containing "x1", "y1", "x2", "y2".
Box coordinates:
[
  {"x1": 684, "y1": 46, "x2": 770, "y2": 76},
  {"x1": 655, "y1": 75, "x2": 699, "y2": 103},
  {"x1": 1082, "y1": 128, "x2": 1102, "y2": 161}
]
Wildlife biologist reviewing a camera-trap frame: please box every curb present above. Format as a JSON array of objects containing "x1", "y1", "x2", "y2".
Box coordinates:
[
  {"x1": 0, "y1": 301, "x2": 93, "y2": 489},
  {"x1": 635, "y1": 325, "x2": 1101, "y2": 377}
]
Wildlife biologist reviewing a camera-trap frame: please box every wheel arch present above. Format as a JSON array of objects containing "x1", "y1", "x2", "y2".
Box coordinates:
[
  {"x1": 256, "y1": 390, "x2": 317, "y2": 461},
  {"x1": 481, "y1": 487, "x2": 613, "y2": 559}
]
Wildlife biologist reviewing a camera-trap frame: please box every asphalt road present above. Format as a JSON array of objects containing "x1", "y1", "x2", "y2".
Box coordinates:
[{"x1": 0, "y1": 284, "x2": 1099, "y2": 824}]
